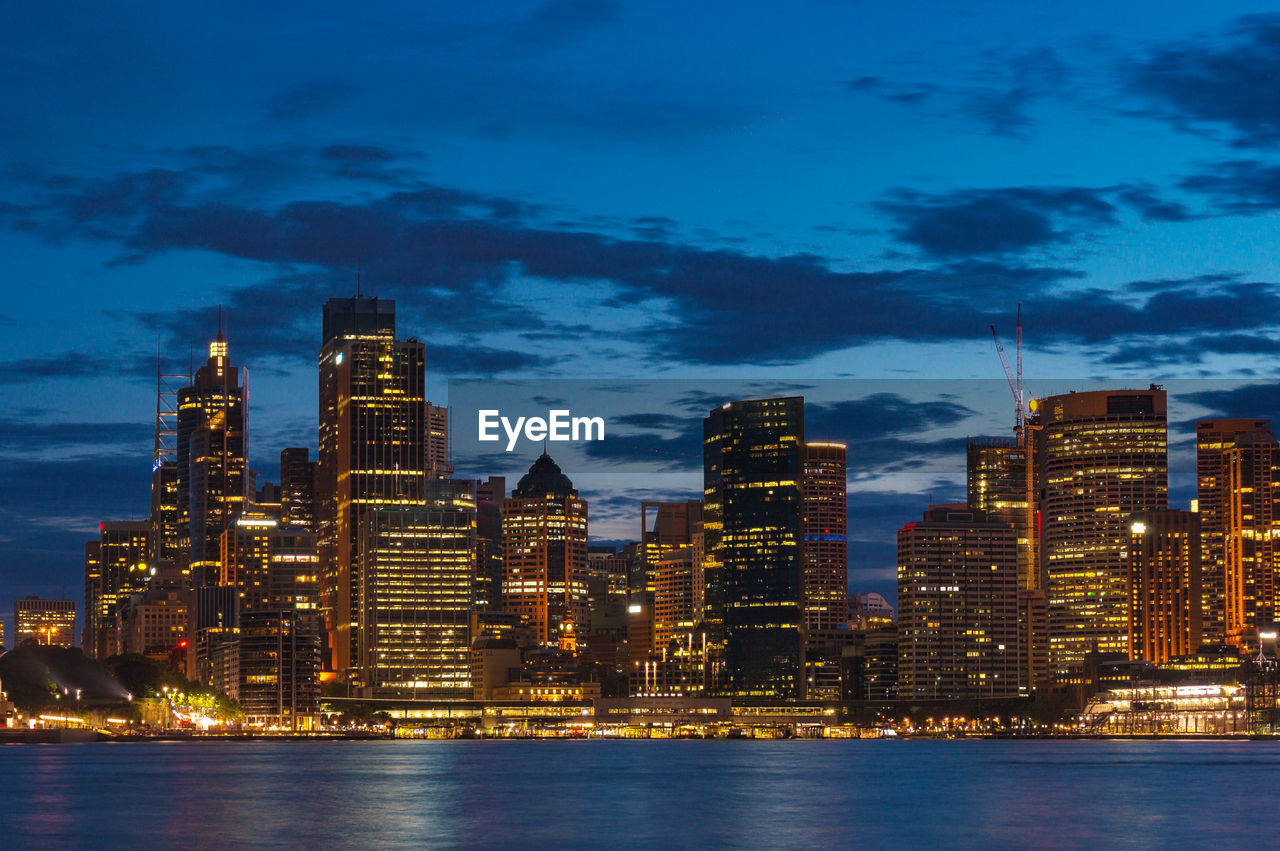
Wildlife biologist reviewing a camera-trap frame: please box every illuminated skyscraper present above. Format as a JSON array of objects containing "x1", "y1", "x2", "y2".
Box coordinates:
[
  {"x1": 704, "y1": 396, "x2": 804, "y2": 699},
  {"x1": 1038, "y1": 387, "x2": 1168, "y2": 678},
  {"x1": 502, "y1": 454, "x2": 589, "y2": 651},
  {"x1": 83, "y1": 541, "x2": 101, "y2": 652},
  {"x1": 280, "y1": 448, "x2": 317, "y2": 531},
  {"x1": 178, "y1": 328, "x2": 248, "y2": 585},
  {"x1": 15, "y1": 596, "x2": 77, "y2": 647},
  {"x1": 897, "y1": 505, "x2": 1020, "y2": 699},
  {"x1": 966, "y1": 434, "x2": 1039, "y2": 589},
  {"x1": 641, "y1": 500, "x2": 703, "y2": 653},
  {"x1": 317, "y1": 296, "x2": 426, "y2": 677},
  {"x1": 359, "y1": 480, "x2": 476, "y2": 697},
  {"x1": 801, "y1": 442, "x2": 848, "y2": 634},
  {"x1": 427, "y1": 403, "x2": 451, "y2": 476},
  {"x1": 1197, "y1": 419, "x2": 1271, "y2": 643},
  {"x1": 1222, "y1": 428, "x2": 1280, "y2": 650},
  {"x1": 1126, "y1": 509, "x2": 1202, "y2": 665},
  {"x1": 88, "y1": 521, "x2": 150, "y2": 658}
]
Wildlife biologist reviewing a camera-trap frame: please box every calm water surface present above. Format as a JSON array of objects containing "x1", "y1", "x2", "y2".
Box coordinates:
[{"x1": 3, "y1": 739, "x2": 1278, "y2": 848}]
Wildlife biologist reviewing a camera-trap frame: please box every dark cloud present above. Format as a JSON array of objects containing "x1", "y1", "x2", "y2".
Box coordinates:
[
  {"x1": 1180, "y1": 382, "x2": 1280, "y2": 419},
  {"x1": 878, "y1": 186, "x2": 1116, "y2": 258},
  {"x1": 806, "y1": 394, "x2": 973, "y2": 442},
  {"x1": 9, "y1": 154, "x2": 1280, "y2": 369},
  {"x1": 1130, "y1": 14, "x2": 1280, "y2": 147},
  {"x1": 1179, "y1": 160, "x2": 1280, "y2": 214},
  {"x1": 1116, "y1": 185, "x2": 1196, "y2": 222},
  {"x1": 1102, "y1": 333, "x2": 1280, "y2": 367},
  {"x1": 0, "y1": 420, "x2": 152, "y2": 454},
  {"x1": 513, "y1": 0, "x2": 621, "y2": 48},
  {"x1": 320, "y1": 145, "x2": 398, "y2": 163},
  {"x1": 0, "y1": 352, "x2": 153, "y2": 386},
  {"x1": 263, "y1": 79, "x2": 362, "y2": 124},
  {"x1": 847, "y1": 47, "x2": 1069, "y2": 137}
]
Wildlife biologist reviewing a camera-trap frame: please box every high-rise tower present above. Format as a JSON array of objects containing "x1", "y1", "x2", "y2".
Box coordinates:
[
  {"x1": 177, "y1": 326, "x2": 247, "y2": 585},
  {"x1": 502, "y1": 454, "x2": 588, "y2": 651},
  {"x1": 317, "y1": 296, "x2": 426, "y2": 676},
  {"x1": 703, "y1": 396, "x2": 804, "y2": 699},
  {"x1": 1038, "y1": 387, "x2": 1168, "y2": 678}
]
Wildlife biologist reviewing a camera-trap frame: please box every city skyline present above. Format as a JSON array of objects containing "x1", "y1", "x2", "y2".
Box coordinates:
[{"x1": 8, "y1": 3, "x2": 1280, "y2": 646}]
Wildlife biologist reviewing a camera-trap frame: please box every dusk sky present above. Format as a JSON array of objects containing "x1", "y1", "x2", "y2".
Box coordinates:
[{"x1": 5, "y1": 2, "x2": 1280, "y2": 640}]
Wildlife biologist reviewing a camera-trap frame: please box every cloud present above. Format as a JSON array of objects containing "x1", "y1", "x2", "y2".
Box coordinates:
[
  {"x1": 877, "y1": 186, "x2": 1116, "y2": 258},
  {"x1": 8, "y1": 153, "x2": 1280, "y2": 370},
  {"x1": 0, "y1": 420, "x2": 152, "y2": 455},
  {"x1": 1102, "y1": 333, "x2": 1280, "y2": 367},
  {"x1": 1180, "y1": 382, "x2": 1280, "y2": 419},
  {"x1": 1179, "y1": 160, "x2": 1280, "y2": 214},
  {"x1": 1129, "y1": 14, "x2": 1280, "y2": 147},
  {"x1": 847, "y1": 47, "x2": 1070, "y2": 137}
]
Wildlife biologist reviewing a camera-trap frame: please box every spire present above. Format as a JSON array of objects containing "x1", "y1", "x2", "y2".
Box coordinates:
[{"x1": 217, "y1": 304, "x2": 224, "y2": 342}]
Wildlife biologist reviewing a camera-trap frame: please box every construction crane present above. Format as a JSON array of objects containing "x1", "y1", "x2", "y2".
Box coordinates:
[{"x1": 989, "y1": 303, "x2": 1028, "y2": 441}]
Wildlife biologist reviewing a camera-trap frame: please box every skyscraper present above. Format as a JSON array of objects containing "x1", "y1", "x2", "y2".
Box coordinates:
[
  {"x1": 280, "y1": 447, "x2": 317, "y2": 531},
  {"x1": 317, "y1": 296, "x2": 426, "y2": 677},
  {"x1": 1126, "y1": 509, "x2": 1202, "y2": 665},
  {"x1": 1038, "y1": 387, "x2": 1168, "y2": 678},
  {"x1": 704, "y1": 396, "x2": 804, "y2": 699},
  {"x1": 1196, "y1": 418, "x2": 1272, "y2": 644},
  {"x1": 801, "y1": 442, "x2": 848, "y2": 634},
  {"x1": 15, "y1": 596, "x2": 77, "y2": 647},
  {"x1": 966, "y1": 434, "x2": 1039, "y2": 590},
  {"x1": 88, "y1": 521, "x2": 151, "y2": 658},
  {"x1": 178, "y1": 329, "x2": 247, "y2": 585},
  {"x1": 1222, "y1": 428, "x2": 1280, "y2": 650},
  {"x1": 359, "y1": 480, "x2": 476, "y2": 697},
  {"x1": 502, "y1": 454, "x2": 589, "y2": 652},
  {"x1": 897, "y1": 505, "x2": 1020, "y2": 699}
]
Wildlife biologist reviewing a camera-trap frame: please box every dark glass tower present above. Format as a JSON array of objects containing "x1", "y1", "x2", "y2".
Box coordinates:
[{"x1": 703, "y1": 396, "x2": 804, "y2": 699}]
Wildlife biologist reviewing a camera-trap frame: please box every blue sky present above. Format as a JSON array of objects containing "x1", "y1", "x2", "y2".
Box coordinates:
[{"x1": 4, "y1": 1, "x2": 1280, "y2": 642}]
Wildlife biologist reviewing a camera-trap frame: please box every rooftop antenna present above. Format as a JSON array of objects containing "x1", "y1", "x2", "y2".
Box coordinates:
[
  {"x1": 357, "y1": 260, "x2": 362, "y2": 298},
  {"x1": 217, "y1": 304, "x2": 224, "y2": 341}
]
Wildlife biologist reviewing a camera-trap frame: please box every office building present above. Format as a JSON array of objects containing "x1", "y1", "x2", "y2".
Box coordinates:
[
  {"x1": 1039, "y1": 387, "x2": 1168, "y2": 678},
  {"x1": 427, "y1": 402, "x2": 451, "y2": 476},
  {"x1": 966, "y1": 433, "x2": 1039, "y2": 589},
  {"x1": 280, "y1": 448, "x2": 317, "y2": 531},
  {"x1": 317, "y1": 296, "x2": 426, "y2": 677},
  {"x1": 1221, "y1": 428, "x2": 1280, "y2": 649},
  {"x1": 178, "y1": 329, "x2": 248, "y2": 585},
  {"x1": 1196, "y1": 419, "x2": 1272, "y2": 644},
  {"x1": 1126, "y1": 509, "x2": 1203, "y2": 665},
  {"x1": 14, "y1": 596, "x2": 77, "y2": 648},
  {"x1": 358, "y1": 480, "x2": 476, "y2": 697},
  {"x1": 502, "y1": 454, "x2": 589, "y2": 652},
  {"x1": 897, "y1": 505, "x2": 1020, "y2": 699},
  {"x1": 87, "y1": 521, "x2": 151, "y2": 659},
  {"x1": 704, "y1": 396, "x2": 804, "y2": 699},
  {"x1": 801, "y1": 442, "x2": 848, "y2": 634}
]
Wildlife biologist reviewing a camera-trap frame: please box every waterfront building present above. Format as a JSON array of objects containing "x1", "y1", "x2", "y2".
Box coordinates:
[
  {"x1": 703, "y1": 396, "x2": 804, "y2": 699},
  {"x1": 87, "y1": 521, "x2": 151, "y2": 659},
  {"x1": 1038, "y1": 387, "x2": 1168, "y2": 678},
  {"x1": 358, "y1": 480, "x2": 476, "y2": 698},
  {"x1": 1126, "y1": 509, "x2": 1203, "y2": 665},
  {"x1": 14, "y1": 596, "x2": 77, "y2": 647},
  {"x1": 178, "y1": 329, "x2": 248, "y2": 586},
  {"x1": 1220, "y1": 427, "x2": 1280, "y2": 650},
  {"x1": 801, "y1": 442, "x2": 848, "y2": 634},
  {"x1": 317, "y1": 296, "x2": 426, "y2": 678},
  {"x1": 1196, "y1": 419, "x2": 1272, "y2": 644},
  {"x1": 897, "y1": 505, "x2": 1020, "y2": 699},
  {"x1": 502, "y1": 454, "x2": 589, "y2": 652},
  {"x1": 801, "y1": 442, "x2": 848, "y2": 699},
  {"x1": 966, "y1": 434, "x2": 1039, "y2": 590}
]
